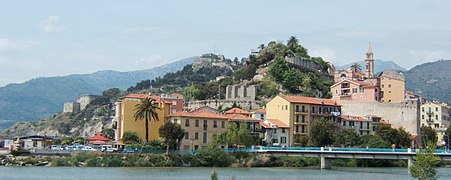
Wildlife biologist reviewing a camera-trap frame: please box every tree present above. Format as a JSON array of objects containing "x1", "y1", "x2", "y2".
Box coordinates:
[
  {"x1": 409, "y1": 142, "x2": 440, "y2": 180},
  {"x1": 350, "y1": 63, "x2": 361, "y2": 72},
  {"x1": 335, "y1": 129, "x2": 360, "y2": 147},
  {"x1": 159, "y1": 121, "x2": 185, "y2": 154},
  {"x1": 444, "y1": 126, "x2": 451, "y2": 149},
  {"x1": 61, "y1": 137, "x2": 74, "y2": 145},
  {"x1": 310, "y1": 120, "x2": 335, "y2": 147},
  {"x1": 102, "y1": 128, "x2": 115, "y2": 139},
  {"x1": 196, "y1": 146, "x2": 232, "y2": 167},
  {"x1": 359, "y1": 135, "x2": 391, "y2": 148},
  {"x1": 375, "y1": 125, "x2": 411, "y2": 148},
  {"x1": 123, "y1": 131, "x2": 141, "y2": 144},
  {"x1": 287, "y1": 36, "x2": 299, "y2": 51},
  {"x1": 421, "y1": 126, "x2": 437, "y2": 148},
  {"x1": 133, "y1": 98, "x2": 161, "y2": 143},
  {"x1": 183, "y1": 86, "x2": 200, "y2": 101}
]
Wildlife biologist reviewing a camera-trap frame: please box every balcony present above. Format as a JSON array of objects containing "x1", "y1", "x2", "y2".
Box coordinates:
[{"x1": 340, "y1": 93, "x2": 351, "y2": 97}]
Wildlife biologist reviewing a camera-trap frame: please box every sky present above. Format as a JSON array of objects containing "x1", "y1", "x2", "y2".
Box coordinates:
[{"x1": 0, "y1": 0, "x2": 450, "y2": 87}]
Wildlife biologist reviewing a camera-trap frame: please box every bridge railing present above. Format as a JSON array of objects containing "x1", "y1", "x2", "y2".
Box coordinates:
[{"x1": 250, "y1": 146, "x2": 451, "y2": 154}]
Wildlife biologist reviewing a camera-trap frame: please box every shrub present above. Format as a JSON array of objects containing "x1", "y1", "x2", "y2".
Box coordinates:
[{"x1": 196, "y1": 147, "x2": 231, "y2": 167}]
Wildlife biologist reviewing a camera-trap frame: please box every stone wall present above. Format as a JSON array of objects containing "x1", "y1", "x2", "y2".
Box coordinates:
[
  {"x1": 340, "y1": 100, "x2": 420, "y2": 135},
  {"x1": 187, "y1": 99, "x2": 262, "y2": 111},
  {"x1": 63, "y1": 102, "x2": 80, "y2": 113},
  {"x1": 225, "y1": 84, "x2": 259, "y2": 100}
]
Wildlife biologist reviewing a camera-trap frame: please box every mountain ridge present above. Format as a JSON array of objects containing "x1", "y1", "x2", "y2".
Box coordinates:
[
  {"x1": 336, "y1": 59, "x2": 407, "y2": 73},
  {"x1": 0, "y1": 57, "x2": 195, "y2": 122}
]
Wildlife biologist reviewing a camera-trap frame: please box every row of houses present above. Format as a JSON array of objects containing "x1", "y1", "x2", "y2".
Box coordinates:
[{"x1": 112, "y1": 93, "x2": 395, "y2": 149}]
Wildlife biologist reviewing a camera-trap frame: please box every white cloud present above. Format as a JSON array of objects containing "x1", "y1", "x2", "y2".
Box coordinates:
[
  {"x1": 0, "y1": 38, "x2": 19, "y2": 53},
  {"x1": 38, "y1": 16, "x2": 64, "y2": 33}
]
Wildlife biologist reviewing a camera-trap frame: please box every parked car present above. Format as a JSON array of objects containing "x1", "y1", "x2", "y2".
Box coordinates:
[
  {"x1": 81, "y1": 146, "x2": 97, "y2": 151},
  {"x1": 122, "y1": 148, "x2": 136, "y2": 153},
  {"x1": 100, "y1": 145, "x2": 118, "y2": 153},
  {"x1": 50, "y1": 145, "x2": 64, "y2": 150}
]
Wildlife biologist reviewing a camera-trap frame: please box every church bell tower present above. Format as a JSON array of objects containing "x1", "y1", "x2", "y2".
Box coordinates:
[{"x1": 365, "y1": 43, "x2": 374, "y2": 78}]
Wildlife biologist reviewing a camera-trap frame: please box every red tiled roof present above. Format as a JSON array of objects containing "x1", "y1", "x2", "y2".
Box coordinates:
[
  {"x1": 170, "y1": 109, "x2": 258, "y2": 122},
  {"x1": 169, "y1": 93, "x2": 184, "y2": 98},
  {"x1": 225, "y1": 108, "x2": 251, "y2": 115},
  {"x1": 267, "y1": 119, "x2": 289, "y2": 128},
  {"x1": 252, "y1": 108, "x2": 266, "y2": 114},
  {"x1": 280, "y1": 95, "x2": 339, "y2": 106},
  {"x1": 380, "y1": 120, "x2": 391, "y2": 125},
  {"x1": 122, "y1": 94, "x2": 172, "y2": 104},
  {"x1": 87, "y1": 132, "x2": 110, "y2": 142},
  {"x1": 225, "y1": 114, "x2": 259, "y2": 122},
  {"x1": 341, "y1": 115, "x2": 370, "y2": 121},
  {"x1": 331, "y1": 79, "x2": 377, "y2": 89}
]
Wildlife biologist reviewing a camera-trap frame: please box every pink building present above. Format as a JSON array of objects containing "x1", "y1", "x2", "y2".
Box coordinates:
[{"x1": 331, "y1": 79, "x2": 380, "y2": 104}]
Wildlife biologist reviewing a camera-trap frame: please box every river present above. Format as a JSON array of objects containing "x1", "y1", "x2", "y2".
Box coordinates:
[{"x1": 1, "y1": 167, "x2": 450, "y2": 180}]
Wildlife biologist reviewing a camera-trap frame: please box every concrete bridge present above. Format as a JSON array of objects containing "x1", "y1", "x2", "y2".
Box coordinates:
[{"x1": 250, "y1": 147, "x2": 451, "y2": 169}]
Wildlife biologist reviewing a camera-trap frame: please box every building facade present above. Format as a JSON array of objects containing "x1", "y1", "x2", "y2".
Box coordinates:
[
  {"x1": 259, "y1": 119, "x2": 290, "y2": 146},
  {"x1": 379, "y1": 69, "x2": 405, "y2": 103},
  {"x1": 340, "y1": 115, "x2": 374, "y2": 136},
  {"x1": 77, "y1": 95, "x2": 99, "y2": 110},
  {"x1": 266, "y1": 95, "x2": 341, "y2": 146},
  {"x1": 113, "y1": 94, "x2": 171, "y2": 143},
  {"x1": 63, "y1": 102, "x2": 80, "y2": 113},
  {"x1": 421, "y1": 102, "x2": 450, "y2": 145},
  {"x1": 331, "y1": 79, "x2": 380, "y2": 104}
]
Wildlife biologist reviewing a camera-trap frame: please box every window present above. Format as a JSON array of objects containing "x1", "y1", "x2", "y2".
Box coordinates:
[
  {"x1": 296, "y1": 105, "x2": 299, "y2": 112},
  {"x1": 422, "y1": 107, "x2": 424, "y2": 112},
  {"x1": 195, "y1": 120, "x2": 199, "y2": 127},
  {"x1": 184, "y1": 132, "x2": 189, "y2": 140},
  {"x1": 185, "y1": 119, "x2": 190, "y2": 127},
  {"x1": 282, "y1": 128, "x2": 286, "y2": 133},
  {"x1": 301, "y1": 115, "x2": 305, "y2": 123},
  {"x1": 295, "y1": 115, "x2": 300, "y2": 123},
  {"x1": 203, "y1": 132, "x2": 207, "y2": 143},
  {"x1": 360, "y1": 87, "x2": 364, "y2": 93},
  {"x1": 281, "y1": 137, "x2": 287, "y2": 144},
  {"x1": 285, "y1": 105, "x2": 288, "y2": 110},
  {"x1": 203, "y1": 120, "x2": 208, "y2": 130},
  {"x1": 388, "y1": 84, "x2": 391, "y2": 88},
  {"x1": 352, "y1": 88, "x2": 357, "y2": 93},
  {"x1": 366, "y1": 122, "x2": 370, "y2": 129},
  {"x1": 349, "y1": 121, "x2": 355, "y2": 127},
  {"x1": 436, "y1": 115, "x2": 439, "y2": 120},
  {"x1": 272, "y1": 139, "x2": 278, "y2": 144},
  {"x1": 295, "y1": 125, "x2": 299, "y2": 132},
  {"x1": 221, "y1": 121, "x2": 225, "y2": 128},
  {"x1": 343, "y1": 121, "x2": 346, "y2": 126},
  {"x1": 273, "y1": 129, "x2": 277, "y2": 134},
  {"x1": 195, "y1": 132, "x2": 199, "y2": 140},
  {"x1": 213, "y1": 120, "x2": 218, "y2": 128},
  {"x1": 436, "y1": 107, "x2": 439, "y2": 111},
  {"x1": 381, "y1": 84, "x2": 384, "y2": 88},
  {"x1": 319, "y1": 107, "x2": 322, "y2": 113},
  {"x1": 435, "y1": 123, "x2": 439, "y2": 128},
  {"x1": 422, "y1": 115, "x2": 424, "y2": 119},
  {"x1": 301, "y1": 125, "x2": 305, "y2": 133},
  {"x1": 360, "y1": 122, "x2": 363, "y2": 128},
  {"x1": 312, "y1": 107, "x2": 315, "y2": 113},
  {"x1": 388, "y1": 91, "x2": 391, "y2": 93},
  {"x1": 336, "y1": 90, "x2": 338, "y2": 95},
  {"x1": 173, "y1": 119, "x2": 178, "y2": 124},
  {"x1": 301, "y1": 106, "x2": 305, "y2": 112}
]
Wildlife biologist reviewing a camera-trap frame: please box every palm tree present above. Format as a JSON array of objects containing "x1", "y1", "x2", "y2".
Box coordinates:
[
  {"x1": 133, "y1": 98, "x2": 161, "y2": 143},
  {"x1": 350, "y1": 63, "x2": 362, "y2": 72},
  {"x1": 287, "y1": 36, "x2": 299, "y2": 50},
  {"x1": 258, "y1": 44, "x2": 265, "y2": 52}
]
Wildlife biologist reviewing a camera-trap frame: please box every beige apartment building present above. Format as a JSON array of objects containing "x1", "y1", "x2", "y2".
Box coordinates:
[
  {"x1": 169, "y1": 107, "x2": 259, "y2": 150},
  {"x1": 379, "y1": 70, "x2": 405, "y2": 103},
  {"x1": 421, "y1": 102, "x2": 450, "y2": 145},
  {"x1": 266, "y1": 95, "x2": 341, "y2": 146}
]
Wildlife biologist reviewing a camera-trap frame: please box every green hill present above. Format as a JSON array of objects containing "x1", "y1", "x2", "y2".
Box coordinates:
[{"x1": 405, "y1": 60, "x2": 451, "y2": 103}]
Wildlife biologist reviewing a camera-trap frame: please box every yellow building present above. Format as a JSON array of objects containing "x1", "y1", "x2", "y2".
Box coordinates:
[
  {"x1": 266, "y1": 95, "x2": 341, "y2": 146},
  {"x1": 113, "y1": 94, "x2": 171, "y2": 143},
  {"x1": 421, "y1": 102, "x2": 450, "y2": 145},
  {"x1": 378, "y1": 69, "x2": 405, "y2": 103},
  {"x1": 169, "y1": 107, "x2": 259, "y2": 150}
]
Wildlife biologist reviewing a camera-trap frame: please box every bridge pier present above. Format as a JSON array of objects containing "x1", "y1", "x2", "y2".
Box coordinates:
[
  {"x1": 408, "y1": 157, "x2": 414, "y2": 168},
  {"x1": 320, "y1": 155, "x2": 331, "y2": 170}
]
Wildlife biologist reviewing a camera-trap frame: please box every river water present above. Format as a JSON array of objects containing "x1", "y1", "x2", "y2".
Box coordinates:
[{"x1": 1, "y1": 167, "x2": 450, "y2": 180}]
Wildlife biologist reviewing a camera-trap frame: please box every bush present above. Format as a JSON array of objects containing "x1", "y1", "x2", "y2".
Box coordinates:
[
  {"x1": 196, "y1": 147, "x2": 231, "y2": 167},
  {"x1": 51, "y1": 157, "x2": 69, "y2": 166},
  {"x1": 10, "y1": 150, "x2": 30, "y2": 156}
]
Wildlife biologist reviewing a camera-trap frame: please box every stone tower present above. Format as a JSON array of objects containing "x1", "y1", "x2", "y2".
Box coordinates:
[{"x1": 365, "y1": 43, "x2": 374, "y2": 78}]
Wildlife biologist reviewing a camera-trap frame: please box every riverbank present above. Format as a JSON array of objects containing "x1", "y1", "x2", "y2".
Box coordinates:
[{"x1": 4, "y1": 151, "x2": 449, "y2": 168}]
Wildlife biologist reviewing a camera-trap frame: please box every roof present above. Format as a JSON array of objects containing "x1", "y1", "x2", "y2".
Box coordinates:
[
  {"x1": 379, "y1": 69, "x2": 405, "y2": 81},
  {"x1": 170, "y1": 108, "x2": 258, "y2": 122},
  {"x1": 252, "y1": 108, "x2": 266, "y2": 114},
  {"x1": 169, "y1": 93, "x2": 184, "y2": 99},
  {"x1": 122, "y1": 94, "x2": 172, "y2": 104},
  {"x1": 331, "y1": 79, "x2": 377, "y2": 88},
  {"x1": 280, "y1": 95, "x2": 339, "y2": 106},
  {"x1": 87, "y1": 132, "x2": 110, "y2": 142},
  {"x1": 267, "y1": 119, "x2": 289, "y2": 128},
  {"x1": 341, "y1": 115, "x2": 370, "y2": 122},
  {"x1": 225, "y1": 108, "x2": 251, "y2": 115}
]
